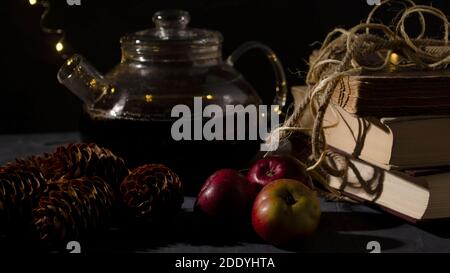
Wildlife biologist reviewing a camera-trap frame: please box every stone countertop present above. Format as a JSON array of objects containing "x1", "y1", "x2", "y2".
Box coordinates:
[{"x1": 1, "y1": 132, "x2": 449, "y2": 253}]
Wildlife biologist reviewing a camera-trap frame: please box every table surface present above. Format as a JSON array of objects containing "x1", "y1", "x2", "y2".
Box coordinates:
[{"x1": 1, "y1": 132, "x2": 450, "y2": 253}]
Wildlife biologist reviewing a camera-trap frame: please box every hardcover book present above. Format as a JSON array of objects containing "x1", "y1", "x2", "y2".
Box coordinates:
[{"x1": 332, "y1": 70, "x2": 450, "y2": 116}]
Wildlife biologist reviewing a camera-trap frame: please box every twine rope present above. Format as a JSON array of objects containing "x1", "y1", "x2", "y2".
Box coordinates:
[{"x1": 267, "y1": 0, "x2": 450, "y2": 180}]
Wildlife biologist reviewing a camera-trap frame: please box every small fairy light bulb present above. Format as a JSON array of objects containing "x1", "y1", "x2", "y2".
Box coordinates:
[
  {"x1": 29, "y1": 0, "x2": 37, "y2": 5},
  {"x1": 390, "y1": 52, "x2": 399, "y2": 65},
  {"x1": 55, "y1": 41, "x2": 64, "y2": 52}
]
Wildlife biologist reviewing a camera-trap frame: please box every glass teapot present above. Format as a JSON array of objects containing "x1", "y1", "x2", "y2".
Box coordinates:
[{"x1": 58, "y1": 10, "x2": 287, "y2": 191}]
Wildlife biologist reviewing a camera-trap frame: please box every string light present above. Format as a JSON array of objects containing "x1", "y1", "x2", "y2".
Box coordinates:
[
  {"x1": 390, "y1": 53, "x2": 400, "y2": 65},
  {"x1": 145, "y1": 94, "x2": 153, "y2": 103},
  {"x1": 55, "y1": 41, "x2": 64, "y2": 52},
  {"x1": 29, "y1": 0, "x2": 69, "y2": 58}
]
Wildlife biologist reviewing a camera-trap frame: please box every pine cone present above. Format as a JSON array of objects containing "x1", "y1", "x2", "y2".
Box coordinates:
[
  {"x1": 120, "y1": 164, "x2": 183, "y2": 222},
  {"x1": 32, "y1": 176, "x2": 115, "y2": 242},
  {"x1": 50, "y1": 143, "x2": 129, "y2": 189},
  {"x1": 14, "y1": 153, "x2": 57, "y2": 180},
  {"x1": 0, "y1": 163, "x2": 47, "y2": 232}
]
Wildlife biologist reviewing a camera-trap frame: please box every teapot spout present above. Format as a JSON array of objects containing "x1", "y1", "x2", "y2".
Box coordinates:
[{"x1": 57, "y1": 54, "x2": 112, "y2": 106}]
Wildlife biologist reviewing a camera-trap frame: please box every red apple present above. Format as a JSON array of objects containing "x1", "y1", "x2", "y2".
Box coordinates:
[
  {"x1": 252, "y1": 179, "x2": 321, "y2": 246},
  {"x1": 195, "y1": 169, "x2": 256, "y2": 221},
  {"x1": 247, "y1": 155, "x2": 310, "y2": 190}
]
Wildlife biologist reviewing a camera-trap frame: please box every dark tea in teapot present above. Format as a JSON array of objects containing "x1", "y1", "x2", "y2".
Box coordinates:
[{"x1": 80, "y1": 111, "x2": 262, "y2": 193}]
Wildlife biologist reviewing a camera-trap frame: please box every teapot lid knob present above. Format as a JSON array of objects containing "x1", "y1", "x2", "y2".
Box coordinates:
[{"x1": 152, "y1": 10, "x2": 190, "y2": 29}]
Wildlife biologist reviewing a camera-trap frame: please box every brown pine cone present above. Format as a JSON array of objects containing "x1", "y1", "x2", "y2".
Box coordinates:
[
  {"x1": 0, "y1": 163, "x2": 47, "y2": 232},
  {"x1": 32, "y1": 176, "x2": 115, "y2": 242},
  {"x1": 120, "y1": 164, "x2": 183, "y2": 222},
  {"x1": 50, "y1": 143, "x2": 129, "y2": 189},
  {"x1": 14, "y1": 153, "x2": 57, "y2": 180}
]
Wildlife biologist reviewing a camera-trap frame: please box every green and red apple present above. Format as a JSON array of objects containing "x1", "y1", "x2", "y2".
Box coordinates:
[{"x1": 252, "y1": 178, "x2": 321, "y2": 245}]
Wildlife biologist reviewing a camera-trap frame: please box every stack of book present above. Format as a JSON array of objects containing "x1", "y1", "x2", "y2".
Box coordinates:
[{"x1": 292, "y1": 71, "x2": 450, "y2": 223}]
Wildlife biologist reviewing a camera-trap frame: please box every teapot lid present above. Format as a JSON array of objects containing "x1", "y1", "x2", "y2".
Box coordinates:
[{"x1": 121, "y1": 10, "x2": 223, "y2": 46}]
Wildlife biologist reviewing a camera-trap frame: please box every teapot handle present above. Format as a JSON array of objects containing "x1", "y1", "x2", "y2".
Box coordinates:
[{"x1": 226, "y1": 41, "x2": 287, "y2": 111}]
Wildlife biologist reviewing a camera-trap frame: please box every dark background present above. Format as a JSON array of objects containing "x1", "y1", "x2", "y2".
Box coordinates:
[{"x1": 2, "y1": 0, "x2": 449, "y2": 133}]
